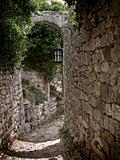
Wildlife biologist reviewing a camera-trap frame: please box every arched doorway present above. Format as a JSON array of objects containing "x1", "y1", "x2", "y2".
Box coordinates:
[{"x1": 9, "y1": 11, "x2": 72, "y2": 159}]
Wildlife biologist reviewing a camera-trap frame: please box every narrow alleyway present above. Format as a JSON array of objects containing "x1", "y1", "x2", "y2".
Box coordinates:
[{"x1": 5, "y1": 115, "x2": 64, "y2": 160}]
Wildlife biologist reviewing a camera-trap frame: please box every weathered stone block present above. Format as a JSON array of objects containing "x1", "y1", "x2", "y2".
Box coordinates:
[
  {"x1": 93, "y1": 109, "x2": 102, "y2": 122},
  {"x1": 80, "y1": 53, "x2": 89, "y2": 65},
  {"x1": 95, "y1": 37, "x2": 101, "y2": 48},
  {"x1": 94, "y1": 81, "x2": 100, "y2": 97},
  {"x1": 79, "y1": 91, "x2": 88, "y2": 101},
  {"x1": 82, "y1": 111, "x2": 90, "y2": 129},
  {"x1": 112, "y1": 103, "x2": 120, "y2": 121},
  {"x1": 94, "y1": 64, "x2": 101, "y2": 73},
  {"x1": 90, "y1": 117, "x2": 101, "y2": 131},
  {"x1": 110, "y1": 47, "x2": 120, "y2": 62},
  {"x1": 108, "y1": 118, "x2": 119, "y2": 135},
  {"x1": 100, "y1": 72, "x2": 109, "y2": 83},
  {"x1": 100, "y1": 83, "x2": 113, "y2": 103},
  {"x1": 101, "y1": 61, "x2": 109, "y2": 73},
  {"x1": 101, "y1": 115, "x2": 109, "y2": 130},
  {"x1": 88, "y1": 95, "x2": 96, "y2": 107},
  {"x1": 82, "y1": 39, "x2": 96, "y2": 51},
  {"x1": 82, "y1": 101, "x2": 93, "y2": 115},
  {"x1": 101, "y1": 34, "x2": 110, "y2": 47},
  {"x1": 0, "y1": 90, "x2": 6, "y2": 96},
  {"x1": 105, "y1": 103, "x2": 112, "y2": 116},
  {"x1": 107, "y1": 30, "x2": 114, "y2": 44}
]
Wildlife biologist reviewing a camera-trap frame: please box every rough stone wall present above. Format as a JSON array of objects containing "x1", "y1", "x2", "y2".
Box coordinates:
[
  {"x1": 32, "y1": 11, "x2": 72, "y2": 49},
  {"x1": 22, "y1": 97, "x2": 57, "y2": 133},
  {"x1": 0, "y1": 70, "x2": 23, "y2": 148},
  {"x1": 21, "y1": 70, "x2": 64, "y2": 132},
  {"x1": 32, "y1": 11, "x2": 69, "y2": 35},
  {"x1": 50, "y1": 85, "x2": 64, "y2": 114},
  {"x1": 22, "y1": 70, "x2": 48, "y2": 96},
  {"x1": 64, "y1": 1, "x2": 120, "y2": 159},
  {"x1": 0, "y1": 11, "x2": 70, "y2": 149}
]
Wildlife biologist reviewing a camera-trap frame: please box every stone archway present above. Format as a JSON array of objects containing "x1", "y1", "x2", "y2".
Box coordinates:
[
  {"x1": 32, "y1": 11, "x2": 73, "y2": 70},
  {"x1": 32, "y1": 10, "x2": 73, "y2": 109},
  {"x1": 32, "y1": 11, "x2": 71, "y2": 38},
  {"x1": 0, "y1": 11, "x2": 73, "y2": 148}
]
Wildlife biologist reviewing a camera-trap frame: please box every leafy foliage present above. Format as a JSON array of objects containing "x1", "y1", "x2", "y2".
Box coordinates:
[
  {"x1": 34, "y1": 0, "x2": 68, "y2": 11},
  {"x1": 24, "y1": 24, "x2": 63, "y2": 81},
  {"x1": 24, "y1": 0, "x2": 65, "y2": 81},
  {"x1": 0, "y1": 0, "x2": 34, "y2": 21},
  {"x1": 0, "y1": 0, "x2": 35, "y2": 69},
  {"x1": 69, "y1": 11, "x2": 83, "y2": 31}
]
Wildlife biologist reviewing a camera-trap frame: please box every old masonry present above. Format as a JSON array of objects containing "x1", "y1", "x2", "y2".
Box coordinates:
[{"x1": 0, "y1": 0, "x2": 120, "y2": 159}]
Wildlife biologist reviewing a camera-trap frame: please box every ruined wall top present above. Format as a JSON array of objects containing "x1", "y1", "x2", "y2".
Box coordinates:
[
  {"x1": 32, "y1": 11, "x2": 70, "y2": 31},
  {"x1": 32, "y1": 11, "x2": 73, "y2": 44}
]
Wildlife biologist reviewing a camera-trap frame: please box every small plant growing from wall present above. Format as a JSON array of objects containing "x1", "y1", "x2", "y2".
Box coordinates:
[{"x1": 22, "y1": 80, "x2": 46, "y2": 105}]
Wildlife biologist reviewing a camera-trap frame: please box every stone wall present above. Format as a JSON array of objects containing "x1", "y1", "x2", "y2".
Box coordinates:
[
  {"x1": 22, "y1": 97, "x2": 57, "y2": 133},
  {"x1": 0, "y1": 9, "x2": 71, "y2": 150},
  {"x1": 50, "y1": 85, "x2": 64, "y2": 114},
  {"x1": 21, "y1": 70, "x2": 64, "y2": 134},
  {"x1": 22, "y1": 70, "x2": 48, "y2": 96},
  {"x1": 63, "y1": 1, "x2": 120, "y2": 159},
  {"x1": 0, "y1": 70, "x2": 23, "y2": 148},
  {"x1": 32, "y1": 11, "x2": 69, "y2": 36}
]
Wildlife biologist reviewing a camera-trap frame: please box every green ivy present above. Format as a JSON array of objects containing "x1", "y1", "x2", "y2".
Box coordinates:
[
  {"x1": 24, "y1": 24, "x2": 63, "y2": 81},
  {"x1": 69, "y1": 11, "x2": 83, "y2": 31},
  {"x1": 34, "y1": 0, "x2": 68, "y2": 11},
  {"x1": 23, "y1": 0, "x2": 66, "y2": 81},
  {"x1": 0, "y1": 0, "x2": 35, "y2": 69}
]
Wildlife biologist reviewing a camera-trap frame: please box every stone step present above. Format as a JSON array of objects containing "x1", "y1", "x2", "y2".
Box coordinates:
[
  {"x1": 4, "y1": 139, "x2": 64, "y2": 160},
  {"x1": 6, "y1": 155, "x2": 63, "y2": 160}
]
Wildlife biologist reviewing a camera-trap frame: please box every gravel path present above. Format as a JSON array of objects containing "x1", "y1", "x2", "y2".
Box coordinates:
[
  {"x1": 19, "y1": 115, "x2": 64, "y2": 142},
  {"x1": 6, "y1": 115, "x2": 64, "y2": 160}
]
